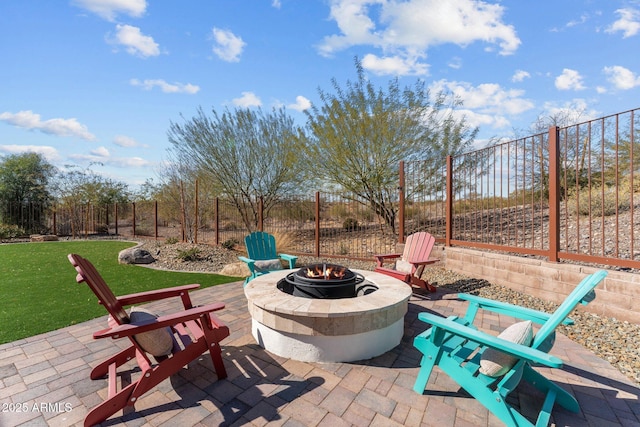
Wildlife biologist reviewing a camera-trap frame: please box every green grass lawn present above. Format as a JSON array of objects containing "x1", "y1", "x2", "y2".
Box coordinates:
[{"x1": 0, "y1": 240, "x2": 242, "y2": 344}]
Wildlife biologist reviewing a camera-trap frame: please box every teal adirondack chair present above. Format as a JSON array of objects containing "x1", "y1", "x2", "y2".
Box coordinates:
[
  {"x1": 238, "y1": 231, "x2": 298, "y2": 284},
  {"x1": 412, "y1": 270, "x2": 608, "y2": 427}
]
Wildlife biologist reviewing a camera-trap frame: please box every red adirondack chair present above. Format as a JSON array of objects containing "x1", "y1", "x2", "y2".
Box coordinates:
[
  {"x1": 373, "y1": 231, "x2": 439, "y2": 292},
  {"x1": 68, "y1": 253, "x2": 229, "y2": 427}
]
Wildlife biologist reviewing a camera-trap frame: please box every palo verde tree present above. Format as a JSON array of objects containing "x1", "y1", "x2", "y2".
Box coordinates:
[
  {"x1": 0, "y1": 152, "x2": 55, "y2": 233},
  {"x1": 305, "y1": 59, "x2": 477, "y2": 232},
  {"x1": 167, "y1": 106, "x2": 310, "y2": 232}
]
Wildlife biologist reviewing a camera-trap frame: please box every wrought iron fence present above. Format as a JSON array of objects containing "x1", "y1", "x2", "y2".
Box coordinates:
[
  {"x1": 436, "y1": 107, "x2": 639, "y2": 269},
  {"x1": 2, "y1": 108, "x2": 638, "y2": 269}
]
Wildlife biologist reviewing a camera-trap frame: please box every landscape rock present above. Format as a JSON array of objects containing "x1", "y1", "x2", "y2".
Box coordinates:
[
  {"x1": 218, "y1": 262, "x2": 250, "y2": 277},
  {"x1": 30, "y1": 234, "x2": 59, "y2": 242},
  {"x1": 118, "y1": 247, "x2": 155, "y2": 264}
]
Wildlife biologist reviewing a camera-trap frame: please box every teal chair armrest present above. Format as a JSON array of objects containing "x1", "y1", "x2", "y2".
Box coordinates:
[
  {"x1": 238, "y1": 256, "x2": 256, "y2": 273},
  {"x1": 279, "y1": 253, "x2": 298, "y2": 269},
  {"x1": 416, "y1": 312, "x2": 563, "y2": 368},
  {"x1": 457, "y1": 293, "x2": 574, "y2": 326}
]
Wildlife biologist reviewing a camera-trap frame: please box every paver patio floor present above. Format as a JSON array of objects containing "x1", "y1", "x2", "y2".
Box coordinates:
[{"x1": 1, "y1": 280, "x2": 639, "y2": 426}]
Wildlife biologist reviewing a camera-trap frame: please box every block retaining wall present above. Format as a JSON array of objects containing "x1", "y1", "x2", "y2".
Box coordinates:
[{"x1": 442, "y1": 246, "x2": 639, "y2": 324}]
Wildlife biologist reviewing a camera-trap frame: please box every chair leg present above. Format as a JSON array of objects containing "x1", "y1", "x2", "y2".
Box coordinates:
[
  {"x1": 202, "y1": 315, "x2": 229, "y2": 379},
  {"x1": 411, "y1": 276, "x2": 437, "y2": 293},
  {"x1": 90, "y1": 346, "x2": 136, "y2": 379},
  {"x1": 413, "y1": 354, "x2": 437, "y2": 394},
  {"x1": 84, "y1": 379, "x2": 137, "y2": 427},
  {"x1": 522, "y1": 364, "x2": 579, "y2": 413}
]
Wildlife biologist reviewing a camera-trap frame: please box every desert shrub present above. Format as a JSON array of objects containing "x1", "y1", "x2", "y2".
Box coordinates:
[
  {"x1": 328, "y1": 203, "x2": 350, "y2": 220},
  {"x1": 270, "y1": 229, "x2": 296, "y2": 254},
  {"x1": 619, "y1": 175, "x2": 640, "y2": 193},
  {"x1": 338, "y1": 242, "x2": 349, "y2": 255},
  {"x1": 165, "y1": 236, "x2": 179, "y2": 244},
  {"x1": 222, "y1": 221, "x2": 239, "y2": 231},
  {"x1": 222, "y1": 238, "x2": 239, "y2": 250},
  {"x1": 0, "y1": 224, "x2": 24, "y2": 239},
  {"x1": 343, "y1": 217, "x2": 359, "y2": 231},
  {"x1": 134, "y1": 226, "x2": 154, "y2": 236},
  {"x1": 95, "y1": 223, "x2": 109, "y2": 234},
  {"x1": 357, "y1": 209, "x2": 374, "y2": 223},
  {"x1": 567, "y1": 184, "x2": 631, "y2": 216},
  {"x1": 176, "y1": 247, "x2": 201, "y2": 261},
  {"x1": 270, "y1": 201, "x2": 315, "y2": 222}
]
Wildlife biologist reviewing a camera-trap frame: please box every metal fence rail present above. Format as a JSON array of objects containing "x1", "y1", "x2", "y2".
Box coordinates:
[{"x1": 2, "y1": 108, "x2": 638, "y2": 269}]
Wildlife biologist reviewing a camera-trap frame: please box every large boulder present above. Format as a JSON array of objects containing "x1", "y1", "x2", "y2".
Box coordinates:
[
  {"x1": 218, "y1": 262, "x2": 250, "y2": 277},
  {"x1": 30, "y1": 234, "x2": 59, "y2": 242},
  {"x1": 118, "y1": 247, "x2": 155, "y2": 265}
]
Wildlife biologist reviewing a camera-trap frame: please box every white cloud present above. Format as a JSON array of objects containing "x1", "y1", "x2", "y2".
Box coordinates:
[
  {"x1": 113, "y1": 135, "x2": 144, "y2": 147},
  {"x1": 130, "y1": 78, "x2": 200, "y2": 94},
  {"x1": 448, "y1": 57, "x2": 462, "y2": 69},
  {"x1": 69, "y1": 152, "x2": 151, "y2": 168},
  {"x1": 606, "y1": 8, "x2": 640, "y2": 38},
  {"x1": 603, "y1": 65, "x2": 640, "y2": 90},
  {"x1": 319, "y1": 0, "x2": 520, "y2": 76},
  {"x1": 287, "y1": 95, "x2": 312, "y2": 112},
  {"x1": 0, "y1": 110, "x2": 97, "y2": 141},
  {"x1": 431, "y1": 80, "x2": 534, "y2": 114},
  {"x1": 91, "y1": 146, "x2": 110, "y2": 157},
  {"x1": 361, "y1": 53, "x2": 429, "y2": 76},
  {"x1": 566, "y1": 13, "x2": 589, "y2": 28},
  {"x1": 429, "y1": 79, "x2": 534, "y2": 129},
  {"x1": 0, "y1": 145, "x2": 61, "y2": 162},
  {"x1": 512, "y1": 70, "x2": 530, "y2": 82},
  {"x1": 454, "y1": 108, "x2": 511, "y2": 130},
  {"x1": 540, "y1": 99, "x2": 599, "y2": 123},
  {"x1": 232, "y1": 91, "x2": 261, "y2": 107},
  {"x1": 109, "y1": 156, "x2": 150, "y2": 168},
  {"x1": 212, "y1": 28, "x2": 245, "y2": 62},
  {"x1": 272, "y1": 0, "x2": 282, "y2": 8},
  {"x1": 555, "y1": 68, "x2": 586, "y2": 91},
  {"x1": 111, "y1": 24, "x2": 160, "y2": 58},
  {"x1": 72, "y1": 0, "x2": 146, "y2": 21}
]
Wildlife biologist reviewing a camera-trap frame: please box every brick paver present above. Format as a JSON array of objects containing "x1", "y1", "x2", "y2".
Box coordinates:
[{"x1": 1, "y1": 280, "x2": 638, "y2": 426}]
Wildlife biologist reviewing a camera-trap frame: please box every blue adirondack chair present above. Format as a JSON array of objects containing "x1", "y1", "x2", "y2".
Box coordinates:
[
  {"x1": 238, "y1": 231, "x2": 298, "y2": 284},
  {"x1": 412, "y1": 270, "x2": 608, "y2": 427}
]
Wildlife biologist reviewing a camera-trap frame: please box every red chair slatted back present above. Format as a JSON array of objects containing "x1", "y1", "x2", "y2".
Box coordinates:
[{"x1": 68, "y1": 253, "x2": 129, "y2": 325}]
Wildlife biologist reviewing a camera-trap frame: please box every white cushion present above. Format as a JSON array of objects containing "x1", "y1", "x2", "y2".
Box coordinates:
[
  {"x1": 129, "y1": 307, "x2": 174, "y2": 357},
  {"x1": 479, "y1": 320, "x2": 533, "y2": 377},
  {"x1": 395, "y1": 259, "x2": 414, "y2": 274},
  {"x1": 254, "y1": 259, "x2": 282, "y2": 273}
]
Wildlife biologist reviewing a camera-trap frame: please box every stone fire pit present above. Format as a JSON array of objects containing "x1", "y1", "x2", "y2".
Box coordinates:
[{"x1": 244, "y1": 269, "x2": 412, "y2": 362}]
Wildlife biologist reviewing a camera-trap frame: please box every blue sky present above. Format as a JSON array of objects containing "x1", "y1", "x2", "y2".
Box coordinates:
[{"x1": 1, "y1": 1, "x2": 639, "y2": 188}]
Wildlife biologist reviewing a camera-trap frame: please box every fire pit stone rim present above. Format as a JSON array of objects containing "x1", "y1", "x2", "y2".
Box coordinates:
[{"x1": 244, "y1": 269, "x2": 411, "y2": 317}]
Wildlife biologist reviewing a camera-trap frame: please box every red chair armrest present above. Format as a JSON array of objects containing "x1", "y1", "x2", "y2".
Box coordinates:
[
  {"x1": 93, "y1": 302, "x2": 226, "y2": 339},
  {"x1": 374, "y1": 253, "x2": 401, "y2": 267},
  {"x1": 408, "y1": 258, "x2": 440, "y2": 266},
  {"x1": 115, "y1": 284, "x2": 201, "y2": 306}
]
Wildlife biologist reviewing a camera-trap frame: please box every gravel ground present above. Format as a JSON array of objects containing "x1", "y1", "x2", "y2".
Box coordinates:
[{"x1": 137, "y1": 240, "x2": 640, "y2": 386}]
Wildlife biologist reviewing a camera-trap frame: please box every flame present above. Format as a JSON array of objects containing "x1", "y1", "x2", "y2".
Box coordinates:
[{"x1": 304, "y1": 264, "x2": 347, "y2": 279}]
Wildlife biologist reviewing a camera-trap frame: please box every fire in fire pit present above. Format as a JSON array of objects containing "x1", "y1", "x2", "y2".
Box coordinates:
[
  {"x1": 304, "y1": 264, "x2": 347, "y2": 280},
  {"x1": 278, "y1": 263, "x2": 377, "y2": 299}
]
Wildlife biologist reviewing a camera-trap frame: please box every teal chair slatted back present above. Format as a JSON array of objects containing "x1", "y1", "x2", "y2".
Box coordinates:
[{"x1": 245, "y1": 231, "x2": 277, "y2": 261}]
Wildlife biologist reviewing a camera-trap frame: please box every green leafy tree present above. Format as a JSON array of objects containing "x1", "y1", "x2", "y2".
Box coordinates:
[
  {"x1": 167, "y1": 106, "x2": 311, "y2": 232},
  {"x1": 52, "y1": 164, "x2": 130, "y2": 205},
  {"x1": 305, "y1": 59, "x2": 477, "y2": 232},
  {"x1": 51, "y1": 164, "x2": 130, "y2": 236},
  {"x1": 0, "y1": 152, "x2": 55, "y2": 233}
]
